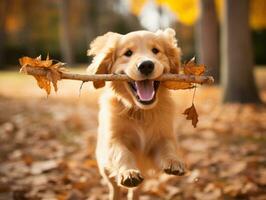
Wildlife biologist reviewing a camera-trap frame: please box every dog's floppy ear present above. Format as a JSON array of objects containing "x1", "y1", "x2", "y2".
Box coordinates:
[
  {"x1": 156, "y1": 28, "x2": 181, "y2": 74},
  {"x1": 87, "y1": 32, "x2": 121, "y2": 89}
]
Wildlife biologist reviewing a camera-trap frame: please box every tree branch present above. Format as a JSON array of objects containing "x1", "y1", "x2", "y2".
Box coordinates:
[{"x1": 23, "y1": 66, "x2": 214, "y2": 84}]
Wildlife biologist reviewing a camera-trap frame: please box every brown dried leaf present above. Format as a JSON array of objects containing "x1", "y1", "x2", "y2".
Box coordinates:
[
  {"x1": 162, "y1": 81, "x2": 194, "y2": 90},
  {"x1": 195, "y1": 183, "x2": 222, "y2": 200},
  {"x1": 223, "y1": 180, "x2": 244, "y2": 196},
  {"x1": 183, "y1": 57, "x2": 205, "y2": 76},
  {"x1": 47, "y1": 68, "x2": 61, "y2": 92},
  {"x1": 19, "y1": 55, "x2": 65, "y2": 95},
  {"x1": 19, "y1": 55, "x2": 53, "y2": 69},
  {"x1": 22, "y1": 154, "x2": 34, "y2": 166},
  {"x1": 82, "y1": 159, "x2": 98, "y2": 168},
  {"x1": 163, "y1": 57, "x2": 206, "y2": 90},
  {"x1": 35, "y1": 75, "x2": 51, "y2": 95},
  {"x1": 183, "y1": 103, "x2": 198, "y2": 128},
  {"x1": 30, "y1": 160, "x2": 58, "y2": 175},
  {"x1": 220, "y1": 161, "x2": 247, "y2": 177}
]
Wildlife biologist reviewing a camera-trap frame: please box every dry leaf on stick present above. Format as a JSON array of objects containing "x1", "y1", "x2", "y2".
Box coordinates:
[
  {"x1": 19, "y1": 55, "x2": 66, "y2": 95},
  {"x1": 19, "y1": 55, "x2": 53, "y2": 68},
  {"x1": 183, "y1": 103, "x2": 199, "y2": 128},
  {"x1": 163, "y1": 57, "x2": 206, "y2": 90},
  {"x1": 162, "y1": 81, "x2": 194, "y2": 90},
  {"x1": 183, "y1": 57, "x2": 205, "y2": 76}
]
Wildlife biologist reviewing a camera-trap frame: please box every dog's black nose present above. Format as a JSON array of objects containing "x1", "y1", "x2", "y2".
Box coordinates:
[{"x1": 138, "y1": 60, "x2": 154, "y2": 76}]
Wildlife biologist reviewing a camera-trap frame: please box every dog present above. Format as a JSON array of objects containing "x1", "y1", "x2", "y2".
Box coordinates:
[{"x1": 87, "y1": 28, "x2": 186, "y2": 200}]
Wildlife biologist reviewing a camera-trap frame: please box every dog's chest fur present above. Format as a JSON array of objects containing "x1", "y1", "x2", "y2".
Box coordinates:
[{"x1": 99, "y1": 90, "x2": 176, "y2": 152}]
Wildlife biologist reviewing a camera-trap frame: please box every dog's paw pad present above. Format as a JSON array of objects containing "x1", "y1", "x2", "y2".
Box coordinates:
[
  {"x1": 119, "y1": 169, "x2": 144, "y2": 188},
  {"x1": 164, "y1": 160, "x2": 186, "y2": 176}
]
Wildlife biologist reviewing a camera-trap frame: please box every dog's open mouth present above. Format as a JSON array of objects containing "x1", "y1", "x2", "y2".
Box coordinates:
[{"x1": 128, "y1": 80, "x2": 160, "y2": 105}]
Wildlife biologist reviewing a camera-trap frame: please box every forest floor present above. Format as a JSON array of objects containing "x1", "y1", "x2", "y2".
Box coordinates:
[{"x1": 0, "y1": 67, "x2": 266, "y2": 200}]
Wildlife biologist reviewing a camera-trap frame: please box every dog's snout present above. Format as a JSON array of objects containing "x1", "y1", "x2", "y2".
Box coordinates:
[{"x1": 138, "y1": 61, "x2": 154, "y2": 76}]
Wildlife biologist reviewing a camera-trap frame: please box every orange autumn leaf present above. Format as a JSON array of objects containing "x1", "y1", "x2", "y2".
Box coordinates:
[
  {"x1": 19, "y1": 55, "x2": 53, "y2": 68},
  {"x1": 183, "y1": 57, "x2": 205, "y2": 76},
  {"x1": 162, "y1": 81, "x2": 194, "y2": 90},
  {"x1": 163, "y1": 57, "x2": 206, "y2": 90},
  {"x1": 35, "y1": 75, "x2": 51, "y2": 95},
  {"x1": 183, "y1": 103, "x2": 198, "y2": 128},
  {"x1": 47, "y1": 63, "x2": 64, "y2": 92},
  {"x1": 19, "y1": 55, "x2": 66, "y2": 95}
]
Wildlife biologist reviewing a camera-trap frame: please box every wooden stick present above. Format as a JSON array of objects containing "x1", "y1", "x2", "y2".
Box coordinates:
[{"x1": 24, "y1": 66, "x2": 214, "y2": 84}]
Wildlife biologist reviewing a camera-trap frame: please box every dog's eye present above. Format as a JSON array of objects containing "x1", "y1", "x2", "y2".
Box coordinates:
[
  {"x1": 152, "y1": 48, "x2": 159, "y2": 54},
  {"x1": 124, "y1": 50, "x2": 133, "y2": 57}
]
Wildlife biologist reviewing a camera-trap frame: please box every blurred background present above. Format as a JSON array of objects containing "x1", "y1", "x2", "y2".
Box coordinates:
[{"x1": 0, "y1": 0, "x2": 266, "y2": 200}]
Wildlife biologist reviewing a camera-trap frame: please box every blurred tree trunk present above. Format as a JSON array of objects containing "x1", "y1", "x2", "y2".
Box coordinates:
[
  {"x1": 196, "y1": 0, "x2": 220, "y2": 83},
  {"x1": 86, "y1": 0, "x2": 100, "y2": 39},
  {"x1": 23, "y1": 0, "x2": 35, "y2": 56},
  {"x1": 59, "y1": 0, "x2": 74, "y2": 64},
  {"x1": 221, "y1": 0, "x2": 261, "y2": 103},
  {"x1": 0, "y1": 0, "x2": 8, "y2": 68}
]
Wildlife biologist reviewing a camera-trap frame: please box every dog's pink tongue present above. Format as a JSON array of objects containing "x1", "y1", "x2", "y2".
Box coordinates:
[{"x1": 135, "y1": 80, "x2": 155, "y2": 101}]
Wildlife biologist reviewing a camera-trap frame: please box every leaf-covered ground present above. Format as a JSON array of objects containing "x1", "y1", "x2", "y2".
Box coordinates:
[{"x1": 0, "y1": 70, "x2": 266, "y2": 200}]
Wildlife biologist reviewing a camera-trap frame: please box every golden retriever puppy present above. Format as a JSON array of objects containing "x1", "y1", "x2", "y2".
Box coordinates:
[{"x1": 87, "y1": 28, "x2": 186, "y2": 200}]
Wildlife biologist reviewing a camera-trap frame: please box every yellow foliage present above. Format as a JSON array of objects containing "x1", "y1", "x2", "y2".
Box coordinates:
[
  {"x1": 250, "y1": 0, "x2": 266, "y2": 30},
  {"x1": 129, "y1": 0, "x2": 199, "y2": 26},
  {"x1": 214, "y1": 0, "x2": 223, "y2": 21},
  {"x1": 215, "y1": 0, "x2": 266, "y2": 29},
  {"x1": 157, "y1": 0, "x2": 199, "y2": 26},
  {"x1": 129, "y1": 0, "x2": 148, "y2": 15},
  {"x1": 129, "y1": 0, "x2": 266, "y2": 29},
  {"x1": 6, "y1": 16, "x2": 24, "y2": 33}
]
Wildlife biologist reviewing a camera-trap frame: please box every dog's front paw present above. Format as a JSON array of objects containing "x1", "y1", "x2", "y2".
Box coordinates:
[
  {"x1": 163, "y1": 159, "x2": 186, "y2": 176},
  {"x1": 119, "y1": 169, "x2": 144, "y2": 188}
]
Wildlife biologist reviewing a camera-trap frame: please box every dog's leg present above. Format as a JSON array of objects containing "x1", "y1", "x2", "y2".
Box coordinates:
[
  {"x1": 127, "y1": 186, "x2": 141, "y2": 200},
  {"x1": 155, "y1": 139, "x2": 186, "y2": 176},
  {"x1": 110, "y1": 144, "x2": 144, "y2": 188},
  {"x1": 101, "y1": 169, "x2": 121, "y2": 200}
]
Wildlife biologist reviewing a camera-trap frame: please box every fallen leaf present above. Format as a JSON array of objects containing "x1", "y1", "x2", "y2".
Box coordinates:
[
  {"x1": 183, "y1": 57, "x2": 205, "y2": 76},
  {"x1": 194, "y1": 183, "x2": 222, "y2": 200},
  {"x1": 183, "y1": 103, "x2": 199, "y2": 128},
  {"x1": 12, "y1": 189, "x2": 28, "y2": 200},
  {"x1": 0, "y1": 180, "x2": 10, "y2": 192},
  {"x1": 30, "y1": 160, "x2": 59, "y2": 175},
  {"x1": 162, "y1": 81, "x2": 194, "y2": 90},
  {"x1": 241, "y1": 182, "x2": 258, "y2": 194},
  {"x1": 66, "y1": 189, "x2": 84, "y2": 200},
  {"x1": 72, "y1": 181, "x2": 90, "y2": 192},
  {"x1": 220, "y1": 161, "x2": 247, "y2": 177},
  {"x1": 254, "y1": 169, "x2": 266, "y2": 185},
  {"x1": 1, "y1": 88, "x2": 266, "y2": 200},
  {"x1": 22, "y1": 154, "x2": 33, "y2": 166},
  {"x1": 181, "y1": 138, "x2": 218, "y2": 152},
  {"x1": 82, "y1": 159, "x2": 98, "y2": 168},
  {"x1": 223, "y1": 180, "x2": 244, "y2": 196},
  {"x1": 186, "y1": 169, "x2": 200, "y2": 183}
]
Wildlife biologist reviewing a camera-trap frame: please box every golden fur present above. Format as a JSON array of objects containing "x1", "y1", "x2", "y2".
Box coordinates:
[{"x1": 87, "y1": 28, "x2": 186, "y2": 200}]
